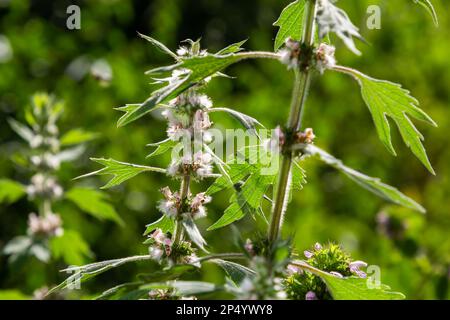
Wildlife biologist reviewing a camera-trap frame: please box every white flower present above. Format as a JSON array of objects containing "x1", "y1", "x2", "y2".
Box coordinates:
[
  {"x1": 193, "y1": 110, "x2": 212, "y2": 131},
  {"x1": 190, "y1": 192, "x2": 212, "y2": 219},
  {"x1": 315, "y1": 43, "x2": 336, "y2": 74},
  {"x1": 278, "y1": 38, "x2": 301, "y2": 70},
  {"x1": 149, "y1": 246, "x2": 164, "y2": 261},
  {"x1": 176, "y1": 47, "x2": 189, "y2": 56},
  {"x1": 157, "y1": 187, "x2": 179, "y2": 218},
  {"x1": 28, "y1": 212, "x2": 63, "y2": 237}
]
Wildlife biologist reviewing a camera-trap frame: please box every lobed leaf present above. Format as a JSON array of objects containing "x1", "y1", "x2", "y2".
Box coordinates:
[
  {"x1": 146, "y1": 138, "x2": 178, "y2": 159},
  {"x1": 335, "y1": 66, "x2": 437, "y2": 174},
  {"x1": 303, "y1": 144, "x2": 426, "y2": 213},
  {"x1": 77, "y1": 158, "x2": 165, "y2": 189},
  {"x1": 49, "y1": 230, "x2": 93, "y2": 266},
  {"x1": 143, "y1": 215, "x2": 175, "y2": 236}
]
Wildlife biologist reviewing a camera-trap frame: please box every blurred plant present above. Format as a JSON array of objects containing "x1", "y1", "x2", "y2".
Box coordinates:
[
  {"x1": 0, "y1": 93, "x2": 123, "y2": 297},
  {"x1": 48, "y1": 0, "x2": 438, "y2": 300}
]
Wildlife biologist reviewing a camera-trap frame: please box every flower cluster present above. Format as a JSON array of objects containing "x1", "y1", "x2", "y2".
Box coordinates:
[
  {"x1": 26, "y1": 173, "x2": 63, "y2": 200},
  {"x1": 158, "y1": 187, "x2": 211, "y2": 220},
  {"x1": 314, "y1": 43, "x2": 336, "y2": 74},
  {"x1": 27, "y1": 212, "x2": 63, "y2": 238},
  {"x1": 167, "y1": 151, "x2": 213, "y2": 180},
  {"x1": 279, "y1": 38, "x2": 301, "y2": 70},
  {"x1": 284, "y1": 242, "x2": 368, "y2": 300},
  {"x1": 266, "y1": 126, "x2": 316, "y2": 154},
  {"x1": 147, "y1": 228, "x2": 199, "y2": 267}
]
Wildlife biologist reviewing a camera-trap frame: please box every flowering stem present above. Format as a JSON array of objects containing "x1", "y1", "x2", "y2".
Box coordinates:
[
  {"x1": 172, "y1": 174, "x2": 190, "y2": 245},
  {"x1": 268, "y1": 0, "x2": 317, "y2": 244}
]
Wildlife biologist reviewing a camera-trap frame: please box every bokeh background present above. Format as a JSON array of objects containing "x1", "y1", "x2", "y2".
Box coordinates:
[{"x1": 0, "y1": 0, "x2": 448, "y2": 299}]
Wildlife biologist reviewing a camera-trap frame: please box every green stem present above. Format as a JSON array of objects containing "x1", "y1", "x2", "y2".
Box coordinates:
[
  {"x1": 172, "y1": 174, "x2": 190, "y2": 245},
  {"x1": 268, "y1": 0, "x2": 317, "y2": 244}
]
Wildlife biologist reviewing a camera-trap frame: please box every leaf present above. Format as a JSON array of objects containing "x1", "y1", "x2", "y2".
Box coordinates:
[
  {"x1": 209, "y1": 107, "x2": 263, "y2": 134},
  {"x1": 206, "y1": 163, "x2": 255, "y2": 196},
  {"x1": 273, "y1": 0, "x2": 306, "y2": 50},
  {"x1": 0, "y1": 179, "x2": 26, "y2": 205},
  {"x1": 303, "y1": 144, "x2": 425, "y2": 213},
  {"x1": 138, "y1": 33, "x2": 179, "y2": 60},
  {"x1": 8, "y1": 118, "x2": 34, "y2": 143},
  {"x1": 146, "y1": 139, "x2": 178, "y2": 159},
  {"x1": 65, "y1": 187, "x2": 124, "y2": 225},
  {"x1": 210, "y1": 259, "x2": 255, "y2": 285},
  {"x1": 47, "y1": 255, "x2": 153, "y2": 296},
  {"x1": 413, "y1": 0, "x2": 439, "y2": 26},
  {"x1": 117, "y1": 54, "x2": 241, "y2": 127},
  {"x1": 168, "y1": 281, "x2": 220, "y2": 296},
  {"x1": 217, "y1": 39, "x2": 248, "y2": 55},
  {"x1": 143, "y1": 215, "x2": 175, "y2": 236},
  {"x1": 54, "y1": 145, "x2": 86, "y2": 163},
  {"x1": 182, "y1": 216, "x2": 208, "y2": 252},
  {"x1": 77, "y1": 158, "x2": 165, "y2": 189},
  {"x1": 336, "y1": 67, "x2": 437, "y2": 174},
  {"x1": 0, "y1": 290, "x2": 29, "y2": 300},
  {"x1": 295, "y1": 260, "x2": 405, "y2": 300},
  {"x1": 60, "y1": 129, "x2": 98, "y2": 146},
  {"x1": 316, "y1": 0, "x2": 363, "y2": 55},
  {"x1": 49, "y1": 230, "x2": 92, "y2": 266}
]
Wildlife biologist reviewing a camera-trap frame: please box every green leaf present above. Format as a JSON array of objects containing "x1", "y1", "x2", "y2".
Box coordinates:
[
  {"x1": 0, "y1": 179, "x2": 26, "y2": 205},
  {"x1": 182, "y1": 216, "x2": 208, "y2": 252},
  {"x1": 168, "y1": 281, "x2": 220, "y2": 296},
  {"x1": 8, "y1": 118, "x2": 34, "y2": 143},
  {"x1": 49, "y1": 230, "x2": 92, "y2": 265},
  {"x1": 336, "y1": 67, "x2": 436, "y2": 174},
  {"x1": 217, "y1": 39, "x2": 248, "y2": 55},
  {"x1": 65, "y1": 187, "x2": 124, "y2": 225},
  {"x1": 413, "y1": 0, "x2": 438, "y2": 26},
  {"x1": 138, "y1": 33, "x2": 179, "y2": 60},
  {"x1": 303, "y1": 144, "x2": 425, "y2": 213},
  {"x1": 47, "y1": 255, "x2": 153, "y2": 296},
  {"x1": 210, "y1": 259, "x2": 255, "y2": 285},
  {"x1": 117, "y1": 54, "x2": 241, "y2": 127},
  {"x1": 77, "y1": 158, "x2": 165, "y2": 189},
  {"x1": 273, "y1": 0, "x2": 306, "y2": 50},
  {"x1": 209, "y1": 107, "x2": 263, "y2": 134},
  {"x1": 143, "y1": 215, "x2": 175, "y2": 236},
  {"x1": 0, "y1": 290, "x2": 29, "y2": 300},
  {"x1": 146, "y1": 139, "x2": 178, "y2": 159},
  {"x1": 60, "y1": 129, "x2": 98, "y2": 146},
  {"x1": 295, "y1": 260, "x2": 405, "y2": 300}
]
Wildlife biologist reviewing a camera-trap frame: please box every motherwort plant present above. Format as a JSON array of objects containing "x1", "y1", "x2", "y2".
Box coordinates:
[
  {"x1": 50, "y1": 0, "x2": 438, "y2": 300},
  {"x1": 0, "y1": 93, "x2": 121, "y2": 297}
]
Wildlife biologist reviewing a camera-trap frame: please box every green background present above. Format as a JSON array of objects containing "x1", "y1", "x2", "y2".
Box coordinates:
[{"x1": 0, "y1": 0, "x2": 448, "y2": 299}]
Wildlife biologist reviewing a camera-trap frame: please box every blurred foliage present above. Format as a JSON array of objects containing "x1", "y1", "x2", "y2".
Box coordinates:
[{"x1": 0, "y1": 0, "x2": 449, "y2": 299}]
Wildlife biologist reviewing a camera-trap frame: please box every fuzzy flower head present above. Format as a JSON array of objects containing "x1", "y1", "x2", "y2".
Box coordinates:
[
  {"x1": 279, "y1": 38, "x2": 301, "y2": 70},
  {"x1": 315, "y1": 43, "x2": 336, "y2": 74},
  {"x1": 265, "y1": 126, "x2": 286, "y2": 154},
  {"x1": 26, "y1": 174, "x2": 63, "y2": 200},
  {"x1": 188, "y1": 192, "x2": 212, "y2": 219},
  {"x1": 27, "y1": 212, "x2": 63, "y2": 238},
  {"x1": 157, "y1": 187, "x2": 181, "y2": 218}
]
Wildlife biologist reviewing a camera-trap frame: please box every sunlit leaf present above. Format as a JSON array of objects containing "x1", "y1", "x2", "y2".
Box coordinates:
[
  {"x1": 303, "y1": 144, "x2": 426, "y2": 213},
  {"x1": 0, "y1": 179, "x2": 26, "y2": 205},
  {"x1": 217, "y1": 39, "x2": 248, "y2": 55},
  {"x1": 210, "y1": 259, "x2": 255, "y2": 285},
  {"x1": 65, "y1": 187, "x2": 124, "y2": 225},
  {"x1": 7, "y1": 118, "x2": 34, "y2": 143},
  {"x1": 77, "y1": 158, "x2": 165, "y2": 189},
  {"x1": 209, "y1": 107, "x2": 263, "y2": 134},
  {"x1": 182, "y1": 216, "x2": 208, "y2": 252},
  {"x1": 146, "y1": 139, "x2": 178, "y2": 159},
  {"x1": 60, "y1": 129, "x2": 98, "y2": 146},
  {"x1": 273, "y1": 0, "x2": 306, "y2": 50},
  {"x1": 138, "y1": 33, "x2": 179, "y2": 60},
  {"x1": 335, "y1": 66, "x2": 436, "y2": 174},
  {"x1": 143, "y1": 215, "x2": 175, "y2": 235},
  {"x1": 50, "y1": 230, "x2": 93, "y2": 265}
]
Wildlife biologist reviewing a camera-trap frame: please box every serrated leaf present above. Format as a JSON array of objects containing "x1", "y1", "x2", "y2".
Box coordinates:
[
  {"x1": 413, "y1": 0, "x2": 438, "y2": 26},
  {"x1": 210, "y1": 259, "x2": 255, "y2": 285},
  {"x1": 182, "y1": 217, "x2": 208, "y2": 252},
  {"x1": 146, "y1": 139, "x2": 178, "y2": 158},
  {"x1": 316, "y1": 0, "x2": 363, "y2": 55},
  {"x1": 336, "y1": 67, "x2": 436, "y2": 174},
  {"x1": 206, "y1": 163, "x2": 255, "y2": 196},
  {"x1": 143, "y1": 215, "x2": 175, "y2": 235},
  {"x1": 77, "y1": 158, "x2": 165, "y2": 189},
  {"x1": 60, "y1": 129, "x2": 98, "y2": 146},
  {"x1": 0, "y1": 179, "x2": 26, "y2": 205},
  {"x1": 8, "y1": 118, "x2": 34, "y2": 143},
  {"x1": 303, "y1": 144, "x2": 425, "y2": 213},
  {"x1": 118, "y1": 54, "x2": 241, "y2": 127},
  {"x1": 217, "y1": 40, "x2": 248, "y2": 55},
  {"x1": 47, "y1": 255, "x2": 153, "y2": 296},
  {"x1": 273, "y1": 0, "x2": 306, "y2": 50},
  {"x1": 65, "y1": 187, "x2": 124, "y2": 225},
  {"x1": 49, "y1": 230, "x2": 92, "y2": 265}
]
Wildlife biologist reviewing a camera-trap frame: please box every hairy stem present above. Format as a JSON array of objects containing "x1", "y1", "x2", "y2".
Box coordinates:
[
  {"x1": 268, "y1": 0, "x2": 317, "y2": 243},
  {"x1": 172, "y1": 174, "x2": 190, "y2": 245}
]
